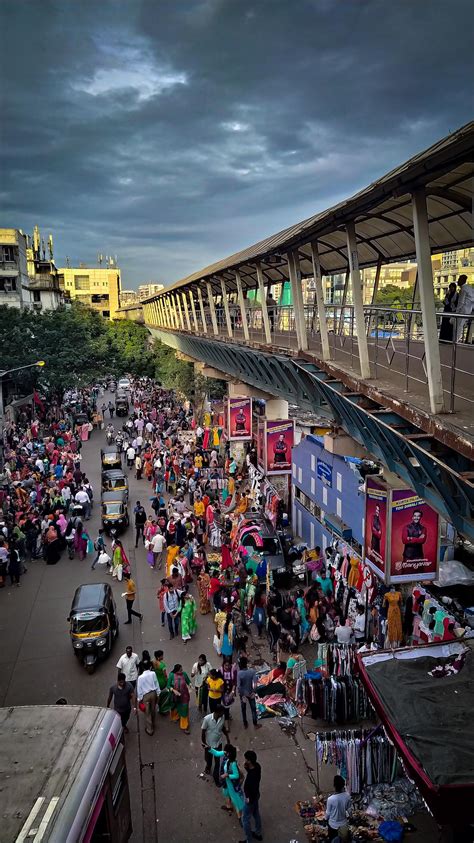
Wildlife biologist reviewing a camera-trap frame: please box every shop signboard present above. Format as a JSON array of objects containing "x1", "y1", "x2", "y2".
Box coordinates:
[
  {"x1": 228, "y1": 396, "x2": 252, "y2": 440},
  {"x1": 317, "y1": 458, "x2": 333, "y2": 487},
  {"x1": 265, "y1": 419, "x2": 294, "y2": 475},
  {"x1": 364, "y1": 476, "x2": 388, "y2": 581},
  {"x1": 389, "y1": 490, "x2": 439, "y2": 583}
]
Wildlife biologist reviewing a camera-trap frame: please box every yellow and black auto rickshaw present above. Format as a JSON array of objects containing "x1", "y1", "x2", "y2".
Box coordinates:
[
  {"x1": 115, "y1": 391, "x2": 130, "y2": 417},
  {"x1": 101, "y1": 446, "x2": 122, "y2": 471},
  {"x1": 68, "y1": 583, "x2": 119, "y2": 673},
  {"x1": 101, "y1": 489, "x2": 129, "y2": 534},
  {"x1": 101, "y1": 469, "x2": 129, "y2": 500}
]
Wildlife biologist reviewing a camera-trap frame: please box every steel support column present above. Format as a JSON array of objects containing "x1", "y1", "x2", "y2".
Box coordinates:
[
  {"x1": 288, "y1": 250, "x2": 308, "y2": 351},
  {"x1": 189, "y1": 290, "x2": 198, "y2": 333},
  {"x1": 206, "y1": 282, "x2": 219, "y2": 336},
  {"x1": 168, "y1": 295, "x2": 177, "y2": 329},
  {"x1": 181, "y1": 292, "x2": 191, "y2": 331},
  {"x1": 256, "y1": 261, "x2": 272, "y2": 344},
  {"x1": 310, "y1": 240, "x2": 331, "y2": 361},
  {"x1": 412, "y1": 188, "x2": 445, "y2": 413},
  {"x1": 197, "y1": 286, "x2": 208, "y2": 333},
  {"x1": 346, "y1": 221, "x2": 371, "y2": 379},
  {"x1": 220, "y1": 277, "x2": 233, "y2": 338},
  {"x1": 174, "y1": 294, "x2": 185, "y2": 331},
  {"x1": 235, "y1": 270, "x2": 249, "y2": 342}
]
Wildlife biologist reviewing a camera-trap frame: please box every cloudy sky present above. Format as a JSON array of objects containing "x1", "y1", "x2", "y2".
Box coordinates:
[{"x1": 2, "y1": 0, "x2": 473, "y2": 288}]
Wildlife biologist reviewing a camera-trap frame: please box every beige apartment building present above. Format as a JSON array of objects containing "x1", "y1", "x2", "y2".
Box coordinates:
[{"x1": 58, "y1": 262, "x2": 122, "y2": 319}]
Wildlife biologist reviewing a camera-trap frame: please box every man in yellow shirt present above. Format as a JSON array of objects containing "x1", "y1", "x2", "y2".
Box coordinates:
[
  {"x1": 194, "y1": 454, "x2": 203, "y2": 469},
  {"x1": 166, "y1": 542, "x2": 180, "y2": 576},
  {"x1": 122, "y1": 573, "x2": 143, "y2": 624}
]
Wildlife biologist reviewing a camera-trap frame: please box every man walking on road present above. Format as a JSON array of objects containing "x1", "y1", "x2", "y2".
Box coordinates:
[
  {"x1": 201, "y1": 705, "x2": 228, "y2": 787},
  {"x1": 116, "y1": 646, "x2": 140, "y2": 688},
  {"x1": 126, "y1": 443, "x2": 136, "y2": 470},
  {"x1": 136, "y1": 666, "x2": 160, "y2": 736},
  {"x1": 122, "y1": 573, "x2": 143, "y2": 624},
  {"x1": 163, "y1": 583, "x2": 181, "y2": 638},
  {"x1": 150, "y1": 530, "x2": 166, "y2": 569},
  {"x1": 240, "y1": 750, "x2": 263, "y2": 843},
  {"x1": 107, "y1": 672, "x2": 135, "y2": 733},
  {"x1": 91, "y1": 528, "x2": 106, "y2": 570},
  {"x1": 237, "y1": 657, "x2": 262, "y2": 730},
  {"x1": 134, "y1": 501, "x2": 146, "y2": 547}
]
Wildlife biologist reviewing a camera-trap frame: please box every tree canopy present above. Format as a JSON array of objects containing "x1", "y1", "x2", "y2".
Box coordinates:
[
  {"x1": 374, "y1": 283, "x2": 442, "y2": 309},
  {"x1": 0, "y1": 303, "x2": 155, "y2": 398}
]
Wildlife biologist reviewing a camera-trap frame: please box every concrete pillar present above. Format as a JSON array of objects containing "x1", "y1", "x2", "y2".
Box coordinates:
[
  {"x1": 235, "y1": 269, "x2": 250, "y2": 341},
  {"x1": 220, "y1": 277, "x2": 233, "y2": 338},
  {"x1": 181, "y1": 292, "x2": 191, "y2": 331},
  {"x1": 189, "y1": 290, "x2": 199, "y2": 333},
  {"x1": 412, "y1": 188, "x2": 444, "y2": 413},
  {"x1": 346, "y1": 221, "x2": 371, "y2": 379},
  {"x1": 197, "y1": 285, "x2": 208, "y2": 333},
  {"x1": 287, "y1": 250, "x2": 308, "y2": 351},
  {"x1": 310, "y1": 240, "x2": 331, "y2": 361},
  {"x1": 255, "y1": 261, "x2": 272, "y2": 344},
  {"x1": 206, "y1": 281, "x2": 219, "y2": 336}
]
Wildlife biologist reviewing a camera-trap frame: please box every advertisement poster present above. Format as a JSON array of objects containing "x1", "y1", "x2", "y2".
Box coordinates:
[
  {"x1": 364, "y1": 477, "x2": 388, "y2": 580},
  {"x1": 265, "y1": 419, "x2": 294, "y2": 475},
  {"x1": 389, "y1": 490, "x2": 439, "y2": 583},
  {"x1": 317, "y1": 458, "x2": 333, "y2": 487},
  {"x1": 257, "y1": 419, "x2": 265, "y2": 469},
  {"x1": 228, "y1": 396, "x2": 252, "y2": 440}
]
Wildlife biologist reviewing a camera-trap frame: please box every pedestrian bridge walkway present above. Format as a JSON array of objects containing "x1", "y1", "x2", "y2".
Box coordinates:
[{"x1": 122, "y1": 123, "x2": 474, "y2": 538}]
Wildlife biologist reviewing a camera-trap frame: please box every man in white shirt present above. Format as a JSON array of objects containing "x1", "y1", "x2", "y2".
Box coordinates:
[
  {"x1": 116, "y1": 646, "x2": 140, "y2": 688},
  {"x1": 334, "y1": 620, "x2": 353, "y2": 645},
  {"x1": 455, "y1": 275, "x2": 474, "y2": 342},
  {"x1": 136, "y1": 668, "x2": 160, "y2": 735},
  {"x1": 75, "y1": 487, "x2": 91, "y2": 519},
  {"x1": 201, "y1": 706, "x2": 228, "y2": 786},
  {"x1": 325, "y1": 775, "x2": 351, "y2": 840},
  {"x1": 151, "y1": 531, "x2": 166, "y2": 569},
  {"x1": 353, "y1": 606, "x2": 366, "y2": 644},
  {"x1": 126, "y1": 445, "x2": 136, "y2": 469}
]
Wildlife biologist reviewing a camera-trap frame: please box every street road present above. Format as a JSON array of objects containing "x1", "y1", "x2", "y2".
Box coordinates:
[{"x1": 0, "y1": 398, "x2": 317, "y2": 843}]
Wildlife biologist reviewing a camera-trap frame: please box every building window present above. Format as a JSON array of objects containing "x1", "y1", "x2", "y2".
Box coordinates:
[
  {"x1": 74, "y1": 275, "x2": 90, "y2": 290},
  {"x1": 1, "y1": 246, "x2": 16, "y2": 262},
  {"x1": 33, "y1": 290, "x2": 41, "y2": 302},
  {"x1": 0, "y1": 277, "x2": 17, "y2": 291}
]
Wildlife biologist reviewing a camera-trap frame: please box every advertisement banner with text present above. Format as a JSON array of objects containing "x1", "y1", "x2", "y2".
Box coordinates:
[
  {"x1": 364, "y1": 477, "x2": 388, "y2": 581},
  {"x1": 389, "y1": 490, "x2": 439, "y2": 583},
  {"x1": 228, "y1": 396, "x2": 252, "y2": 440},
  {"x1": 265, "y1": 419, "x2": 294, "y2": 475}
]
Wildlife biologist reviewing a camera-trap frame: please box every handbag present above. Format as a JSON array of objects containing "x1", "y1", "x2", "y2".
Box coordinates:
[
  {"x1": 138, "y1": 701, "x2": 146, "y2": 712},
  {"x1": 87, "y1": 538, "x2": 94, "y2": 555},
  {"x1": 213, "y1": 633, "x2": 222, "y2": 655},
  {"x1": 147, "y1": 550, "x2": 155, "y2": 567},
  {"x1": 116, "y1": 563, "x2": 123, "y2": 582}
]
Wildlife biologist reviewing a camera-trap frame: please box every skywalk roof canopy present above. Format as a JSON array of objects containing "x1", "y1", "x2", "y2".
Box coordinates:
[{"x1": 153, "y1": 121, "x2": 474, "y2": 297}]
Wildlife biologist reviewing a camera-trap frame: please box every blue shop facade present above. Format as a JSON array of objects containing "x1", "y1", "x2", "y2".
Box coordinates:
[{"x1": 291, "y1": 434, "x2": 365, "y2": 556}]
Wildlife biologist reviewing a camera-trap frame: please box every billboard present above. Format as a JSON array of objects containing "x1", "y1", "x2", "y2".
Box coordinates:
[
  {"x1": 228, "y1": 396, "x2": 252, "y2": 440},
  {"x1": 364, "y1": 477, "x2": 388, "y2": 580},
  {"x1": 364, "y1": 478, "x2": 439, "y2": 584},
  {"x1": 265, "y1": 419, "x2": 294, "y2": 475},
  {"x1": 317, "y1": 458, "x2": 333, "y2": 487},
  {"x1": 389, "y1": 490, "x2": 439, "y2": 583}
]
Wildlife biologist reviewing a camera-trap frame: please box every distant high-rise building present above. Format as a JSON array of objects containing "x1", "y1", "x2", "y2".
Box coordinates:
[
  {"x1": 137, "y1": 282, "x2": 164, "y2": 300},
  {"x1": 120, "y1": 289, "x2": 139, "y2": 306}
]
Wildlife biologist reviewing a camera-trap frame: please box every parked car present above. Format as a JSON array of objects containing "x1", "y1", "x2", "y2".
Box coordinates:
[{"x1": 234, "y1": 515, "x2": 288, "y2": 586}]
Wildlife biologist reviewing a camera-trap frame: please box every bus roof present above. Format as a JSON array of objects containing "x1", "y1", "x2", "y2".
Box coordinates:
[{"x1": 0, "y1": 705, "x2": 121, "y2": 842}]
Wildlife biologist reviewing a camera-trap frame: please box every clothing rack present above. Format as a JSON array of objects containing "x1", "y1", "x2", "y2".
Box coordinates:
[
  {"x1": 313, "y1": 643, "x2": 360, "y2": 678},
  {"x1": 296, "y1": 675, "x2": 373, "y2": 724},
  {"x1": 315, "y1": 727, "x2": 397, "y2": 794}
]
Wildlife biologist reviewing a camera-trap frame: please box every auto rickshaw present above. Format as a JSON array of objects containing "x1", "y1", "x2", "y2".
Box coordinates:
[
  {"x1": 115, "y1": 393, "x2": 129, "y2": 417},
  {"x1": 101, "y1": 445, "x2": 122, "y2": 471},
  {"x1": 68, "y1": 583, "x2": 119, "y2": 673},
  {"x1": 101, "y1": 469, "x2": 129, "y2": 501},
  {"x1": 101, "y1": 490, "x2": 129, "y2": 534}
]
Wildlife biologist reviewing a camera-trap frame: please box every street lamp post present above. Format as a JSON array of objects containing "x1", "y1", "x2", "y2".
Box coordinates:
[{"x1": 0, "y1": 361, "x2": 45, "y2": 468}]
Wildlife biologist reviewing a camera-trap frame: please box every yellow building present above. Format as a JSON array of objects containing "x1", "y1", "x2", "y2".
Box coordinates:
[{"x1": 57, "y1": 262, "x2": 121, "y2": 319}]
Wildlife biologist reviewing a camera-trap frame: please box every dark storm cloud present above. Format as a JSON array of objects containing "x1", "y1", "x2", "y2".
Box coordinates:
[{"x1": 1, "y1": 0, "x2": 473, "y2": 285}]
